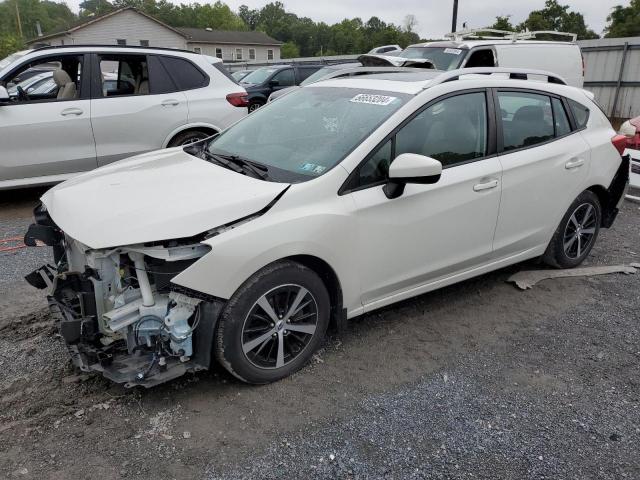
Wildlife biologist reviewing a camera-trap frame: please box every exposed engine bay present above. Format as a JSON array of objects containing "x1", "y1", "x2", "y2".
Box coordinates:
[{"x1": 24, "y1": 205, "x2": 222, "y2": 388}]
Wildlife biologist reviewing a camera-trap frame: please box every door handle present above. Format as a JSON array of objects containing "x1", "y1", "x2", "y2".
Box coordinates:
[
  {"x1": 161, "y1": 99, "x2": 180, "y2": 107},
  {"x1": 61, "y1": 108, "x2": 83, "y2": 116},
  {"x1": 473, "y1": 179, "x2": 499, "y2": 192},
  {"x1": 565, "y1": 158, "x2": 585, "y2": 169}
]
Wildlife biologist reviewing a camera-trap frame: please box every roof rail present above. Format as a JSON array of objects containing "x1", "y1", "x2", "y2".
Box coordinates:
[
  {"x1": 426, "y1": 67, "x2": 568, "y2": 88},
  {"x1": 32, "y1": 44, "x2": 197, "y2": 55},
  {"x1": 445, "y1": 28, "x2": 577, "y2": 43}
]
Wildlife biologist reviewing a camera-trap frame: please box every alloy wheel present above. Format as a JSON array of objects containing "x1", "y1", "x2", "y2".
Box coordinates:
[
  {"x1": 563, "y1": 203, "x2": 597, "y2": 259},
  {"x1": 241, "y1": 284, "x2": 318, "y2": 369}
]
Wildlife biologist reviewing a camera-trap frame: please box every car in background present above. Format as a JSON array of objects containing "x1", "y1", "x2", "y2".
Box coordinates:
[
  {"x1": 618, "y1": 117, "x2": 640, "y2": 189},
  {"x1": 0, "y1": 45, "x2": 248, "y2": 189},
  {"x1": 368, "y1": 44, "x2": 402, "y2": 55},
  {"x1": 359, "y1": 29, "x2": 584, "y2": 88},
  {"x1": 7, "y1": 71, "x2": 53, "y2": 97},
  {"x1": 25, "y1": 67, "x2": 628, "y2": 387},
  {"x1": 240, "y1": 64, "x2": 323, "y2": 112},
  {"x1": 267, "y1": 64, "x2": 417, "y2": 103},
  {"x1": 232, "y1": 69, "x2": 254, "y2": 82}
]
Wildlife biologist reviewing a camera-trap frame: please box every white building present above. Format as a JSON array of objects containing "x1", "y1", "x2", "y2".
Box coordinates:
[{"x1": 27, "y1": 7, "x2": 282, "y2": 63}]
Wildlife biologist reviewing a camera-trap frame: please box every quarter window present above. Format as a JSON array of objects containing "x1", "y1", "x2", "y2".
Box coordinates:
[
  {"x1": 498, "y1": 91, "x2": 554, "y2": 151},
  {"x1": 568, "y1": 99, "x2": 590, "y2": 129},
  {"x1": 552, "y1": 98, "x2": 571, "y2": 137}
]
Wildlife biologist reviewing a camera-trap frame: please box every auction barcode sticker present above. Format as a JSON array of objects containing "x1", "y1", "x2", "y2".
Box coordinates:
[
  {"x1": 350, "y1": 94, "x2": 397, "y2": 106},
  {"x1": 444, "y1": 48, "x2": 462, "y2": 55}
]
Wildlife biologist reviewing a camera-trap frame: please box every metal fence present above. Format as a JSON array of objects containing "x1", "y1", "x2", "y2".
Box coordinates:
[{"x1": 579, "y1": 36, "x2": 640, "y2": 119}]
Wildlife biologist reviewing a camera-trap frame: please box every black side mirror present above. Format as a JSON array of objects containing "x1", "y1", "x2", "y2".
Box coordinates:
[
  {"x1": 383, "y1": 153, "x2": 442, "y2": 199},
  {"x1": 268, "y1": 79, "x2": 280, "y2": 87}
]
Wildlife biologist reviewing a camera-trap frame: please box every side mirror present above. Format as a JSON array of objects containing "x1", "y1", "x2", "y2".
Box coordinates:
[
  {"x1": 268, "y1": 79, "x2": 280, "y2": 87},
  {"x1": 383, "y1": 153, "x2": 442, "y2": 199},
  {"x1": 0, "y1": 86, "x2": 10, "y2": 105}
]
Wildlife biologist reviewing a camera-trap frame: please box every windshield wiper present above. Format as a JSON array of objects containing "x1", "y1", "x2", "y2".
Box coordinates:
[{"x1": 207, "y1": 151, "x2": 269, "y2": 180}]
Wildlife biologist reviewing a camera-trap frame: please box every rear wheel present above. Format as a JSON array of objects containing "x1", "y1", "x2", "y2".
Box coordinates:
[
  {"x1": 214, "y1": 261, "x2": 330, "y2": 384},
  {"x1": 168, "y1": 129, "x2": 212, "y2": 147},
  {"x1": 248, "y1": 101, "x2": 264, "y2": 113},
  {"x1": 543, "y1": 190, "x2": 601, "y2": 268}
]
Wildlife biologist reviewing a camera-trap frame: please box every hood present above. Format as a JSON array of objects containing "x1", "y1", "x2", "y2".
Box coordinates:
[
  {"x1": 358, "y1": 54, "x2": 435, "y2": 69},
  {"x1": 41, "y1": 148, "x2": 289, "y2": 249}
]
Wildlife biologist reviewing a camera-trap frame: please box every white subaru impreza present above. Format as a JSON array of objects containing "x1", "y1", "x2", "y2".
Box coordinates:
[{"x1": 25, "y1": 68, "x2": 629, "y2": 387}]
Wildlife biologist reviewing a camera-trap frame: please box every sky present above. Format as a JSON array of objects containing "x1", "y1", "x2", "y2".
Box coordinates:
[{"x1": 65, "y1": 0, "x2": 627, "y2": 38}]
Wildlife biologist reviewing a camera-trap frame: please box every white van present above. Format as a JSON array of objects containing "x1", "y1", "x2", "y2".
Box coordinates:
[{"x1": 360, "y1": 29, "x2": 584, "y2": 88}]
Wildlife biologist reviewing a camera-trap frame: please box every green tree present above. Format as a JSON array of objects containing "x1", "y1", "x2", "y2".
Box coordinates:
[
  {"x1": 79, "y1": 0, "x2": 114, "y2": 17},
  {"x1": 518, "y1": 0, "x2": 599, "y2": 39},
  {"x1": 605, "y1": 0, "x2": 640, "y2": 38},
  {"x1": 238, "y1": 4, "x2": 259, "y2": 30},
  {"x1": 280, "y1": 40, "x2": 299, "y2": 58},
  {"x1": 489, "y1": 15, "x2": 516, "y2": 31}
]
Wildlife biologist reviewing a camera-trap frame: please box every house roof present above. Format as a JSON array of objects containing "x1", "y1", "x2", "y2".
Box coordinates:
[
  {"x1": 179, "y1": 28, "x2": 283, "y2": 46},
  {"x1": 27, "y1": 7, "x2": 186, "y2": 44},
  {"x1": 27, "y1": 7, "x2": 283, "y2": 47}
]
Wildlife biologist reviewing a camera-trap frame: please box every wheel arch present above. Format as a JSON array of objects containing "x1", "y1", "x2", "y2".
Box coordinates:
[
  {"x1": 163, "y1": 123, "x2": 220, "y2": 148},
  {"x1": 284, "y1": 255, "x2": 346, "y2": 332}
]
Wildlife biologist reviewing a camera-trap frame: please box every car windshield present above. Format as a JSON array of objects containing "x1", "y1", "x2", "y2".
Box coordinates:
[
  {"x1": 207, "y1": 86, "x2": 409, "y2": 182},
  {"x1": 241, "y1": 67, "x2": 279, "y2": 85},
  {"x1": 0, "y1": 50, "x2": 29, "y2": 70},
  {"x1": 399, "y1": 47, "x2": 466, "y2": 70}
]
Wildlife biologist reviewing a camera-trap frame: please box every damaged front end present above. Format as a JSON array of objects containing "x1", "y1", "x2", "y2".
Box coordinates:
[{"x1": 24, "y1": 204, "x2": 223, "y2": 388}]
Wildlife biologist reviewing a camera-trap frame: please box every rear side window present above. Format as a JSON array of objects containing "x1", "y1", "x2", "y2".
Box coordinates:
[
  {"x1": 159, "y1": 56, "x2": 208, "y2": 90},
  {"x1": 568, "y1": 99, "x2": 590, "y2": 129},
  {"x1": 498, "y1": 91, "x2": 554, "y2": 151},
  {"x1": 552, "y1": 98, "x2": 571, "y2": 136},
  {"x1": 147, "y1": 55, "x2": 177, "y2": 94},
  {"x1": 297, "y1": 67, "x2": 321, "y2": 82}
]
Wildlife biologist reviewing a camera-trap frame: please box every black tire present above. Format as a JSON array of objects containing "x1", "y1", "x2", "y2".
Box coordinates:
[
  {"x1": 543, "y1": 190, "x2": 601, "y2": 269},
  {"x1": 214, "y1": 261, "x2": 330, "y2": 384},
  {"x1": 248, "y1": 101, "x2": 264, "y2": 113},
  {"x1": 168, "y1": 129, "x2": 212, "y2": 147}
]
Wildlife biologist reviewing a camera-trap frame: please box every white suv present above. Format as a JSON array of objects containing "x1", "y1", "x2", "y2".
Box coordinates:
[
  {"x1": 25, "y1": 68, "x2": 629, "y2": 387},
  {"x1": 0, "y1": 45, "x2": 247, "y2": 189}
]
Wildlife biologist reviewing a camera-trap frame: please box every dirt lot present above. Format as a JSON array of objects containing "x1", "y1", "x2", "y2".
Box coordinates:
[{"x1": 0, "y1": 188, "x2": 639, "y2": 480}]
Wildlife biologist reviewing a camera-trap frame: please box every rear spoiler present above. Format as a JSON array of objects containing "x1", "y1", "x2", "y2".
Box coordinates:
[{"x1": 357, "y1": 54, "x2": 435, "y2": 70}]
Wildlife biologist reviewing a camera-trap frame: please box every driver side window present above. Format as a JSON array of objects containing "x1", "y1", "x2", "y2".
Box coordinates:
[
  {"x1": 3, "y1": 54, "x2": 84, "y2": 104},
  {"x1": 272, "y1": 69, "x2": 295, "y2": 87},
  {"x1": 352, "y1": 91, "x2": 488, "y2": 190}
]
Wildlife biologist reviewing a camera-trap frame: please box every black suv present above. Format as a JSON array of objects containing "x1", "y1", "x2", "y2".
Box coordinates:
[{"x1": 240, "y1": 64, "x2": 323, "y2": 112}]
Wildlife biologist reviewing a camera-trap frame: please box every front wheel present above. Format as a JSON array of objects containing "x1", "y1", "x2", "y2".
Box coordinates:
[
  {"x1": 214, "y1": 261, "x2": 330, "y2": 384},
  {"x1": 543, "y1": 190, "x2": 601, "y2": 268}
]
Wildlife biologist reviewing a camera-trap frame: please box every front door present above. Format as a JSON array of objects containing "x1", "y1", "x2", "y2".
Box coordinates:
[
  {"x1": 0, "y1": 53, "x2": 96, "y2": 184},
  {"x1": 346, "y1": 91, "x2": 502, "y2": 308}
]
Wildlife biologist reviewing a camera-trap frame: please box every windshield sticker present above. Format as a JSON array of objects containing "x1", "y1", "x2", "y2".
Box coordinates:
[
  {"x1": 444, "y1": 48, "x2": 462, "y2": 55},
  {"x1": 350, "y1": 93, "x2": 398, "y2": 106},
  {"x1": 299, "y1": 163, "x2": 327, "y2": 175}
]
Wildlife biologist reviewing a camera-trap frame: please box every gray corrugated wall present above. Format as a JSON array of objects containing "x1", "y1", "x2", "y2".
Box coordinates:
[{"x1": 579, "y1": 36, "x2": 640, "y2": 119}]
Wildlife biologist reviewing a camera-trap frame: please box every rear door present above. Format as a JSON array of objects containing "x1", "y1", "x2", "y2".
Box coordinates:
[
  {"x1": 0, "y1": 53, "x2": 96, "y2": 184},
  {"x1": 90, "y1": 53, "x2": 188, "y2": 167},
  {"x1": 492, "y1": 89, "x2": 591, "y2": 257}
]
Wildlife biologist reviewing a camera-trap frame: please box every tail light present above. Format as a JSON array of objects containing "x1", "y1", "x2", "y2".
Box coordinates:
[
  {"x1": 611, "y1": 134, "x2": 627, "y2": 156},
  {"x1": 226, "y1": 92, "x2": 248, "y2": 107}
]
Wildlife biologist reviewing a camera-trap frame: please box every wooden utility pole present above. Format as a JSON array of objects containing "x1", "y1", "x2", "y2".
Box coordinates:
[
  {"x1": 451, "y1": 0, "x2": 459, "y2": 33},
  {"x1": 15, "y1": 0, "x2": 23, "y2": 38}
]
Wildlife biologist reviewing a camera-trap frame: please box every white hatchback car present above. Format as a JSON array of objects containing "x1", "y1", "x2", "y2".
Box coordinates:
[
  {"x1": 0, "y1": 45, "x2": 247, "y2": 189},
  {"x1": 25, "y1": 68, "x2": 629, "y2": 387}
]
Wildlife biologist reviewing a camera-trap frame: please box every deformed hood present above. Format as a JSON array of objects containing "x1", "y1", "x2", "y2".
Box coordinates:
[{"x1": 41, "y1": 148, "x2": 289, "y2": 249}]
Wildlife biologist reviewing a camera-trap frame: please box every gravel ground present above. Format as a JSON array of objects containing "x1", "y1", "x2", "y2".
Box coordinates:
[{"x1": 0, "y1": 189, "x2": 638, "y2": 480}]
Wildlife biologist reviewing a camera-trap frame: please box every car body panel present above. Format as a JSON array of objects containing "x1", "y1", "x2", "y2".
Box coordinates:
[{"x1": 41, "y1": 148, "x2": 289, "y2": 249}]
